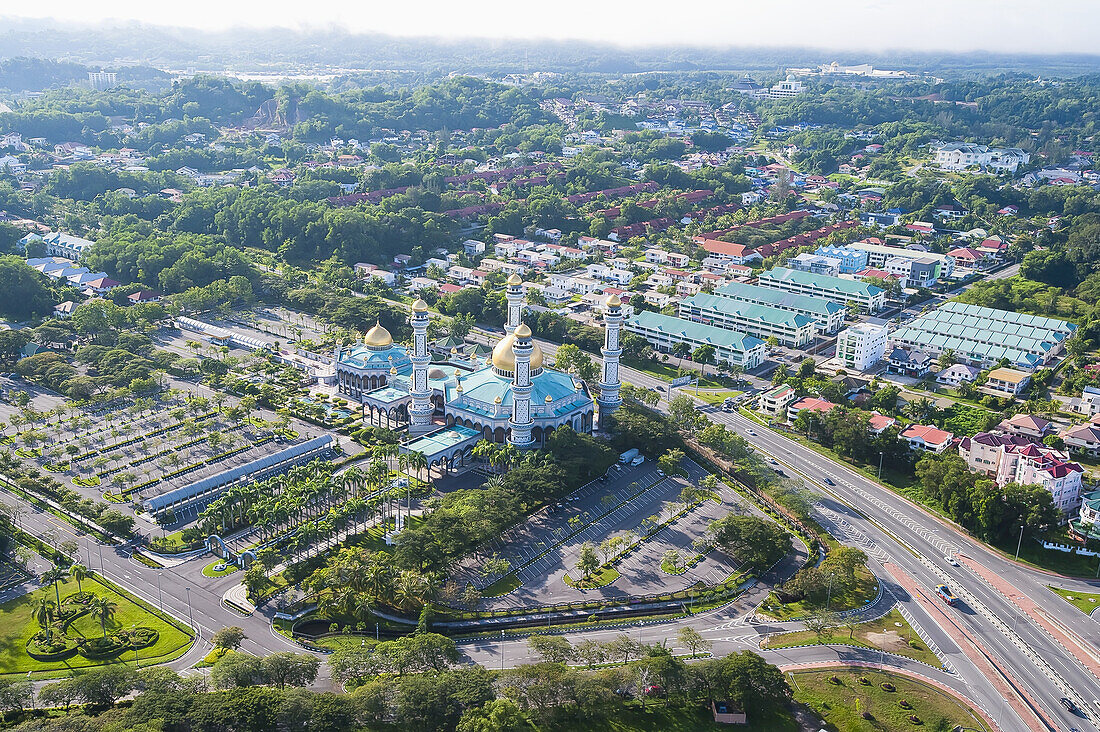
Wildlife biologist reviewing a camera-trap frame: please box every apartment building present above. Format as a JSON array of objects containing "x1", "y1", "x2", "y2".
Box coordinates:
[
  {"x1": 624, "y1": 311, "x2": 766, "y2": 370},
  {"x1": 788, "y1": 253, "x2": 841, "y2": 277},
  {"x1": 847, "y1": 241, "x2": 955, "y2": 281},
  {"x1": 835, "y1": 323, "x2": 888, "y2": 371},
  {"x1": 813, "y1": 245, "x2": 869, "y2": 274},
  {"x1": 713, "y1": 281, "x2": 846, "y2": 334},
  {"x1": 679, "y1": 293, "x2": 816, "y2": 348},
  {"x1": 933, "y1": 142, "x2": 1030, "y2": 173},
  {"x1": 757, "y1": 267, "x2": 886, "y2": 312}
]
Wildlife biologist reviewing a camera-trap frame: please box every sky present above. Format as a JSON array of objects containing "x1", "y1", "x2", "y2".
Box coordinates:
[{"x1": 6, "y1": 0, "x2": 1099, "y2": 55}]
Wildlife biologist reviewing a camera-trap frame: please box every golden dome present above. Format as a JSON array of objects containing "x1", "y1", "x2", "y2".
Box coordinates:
[
  {"x1": 545, "y1": 394, "x2": 553, "y2": 403},
  {"x1": 364, "y1": 322, "x2": 393, "y2": 348},
  {"x1": 411, "y1": 298, "x2": 429, "y2": 312},
  {"x1": 491, "y1": 332, "x2": 544, "y2": 372},
  {"x1": 389, "y1": 366, "x2": 398, "y2": 375},
  {"x1": 514, "y1": 323, "x2": 532, "y2": 338},
  {"x1": 494, "y1": 395, "x2": 502, "y2": 404},
  {"x1": 450, "y1": 346, "x2": 458, "y2": 355},
  {"x1": 606, "y1": 293, "x2": 622, "y2": 307},
  {"x1": 506, "y1": 273, "x2": 523, "y2": 286}
]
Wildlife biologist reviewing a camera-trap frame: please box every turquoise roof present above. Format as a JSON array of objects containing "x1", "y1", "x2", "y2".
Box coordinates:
[
  {"x1": 626, "y1": 311, "x2": 765, "y2": 352},
  {"x1": 682, "y1": 293, "x2": 813, "y2": 329},
  {"x1": 444, "y1": 364, "x2": 591, "y2": 418},
  {"x1": 402, "y1": 425, "x2": 483, "y2": 460},
  {"x1": 714, "y1": 281, "x2": 844, "y2": 316},
  {"x1": 759, "y1": 267, "x2": 884, "y2": 298},
  {"x1": 892, "y1": 300, "x2": 1076, "y2": 368},
  {"x1": 339, "y1": 343, "x2": 412, "y2": 371}
]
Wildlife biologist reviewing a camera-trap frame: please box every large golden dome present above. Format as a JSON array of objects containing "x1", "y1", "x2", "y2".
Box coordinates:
[
  {"x1": 364, "y1": 322, "x2": 393, "y2": 348},
  {"x1": 491, "y1": 332, "x2": 544, "y2": 372}
]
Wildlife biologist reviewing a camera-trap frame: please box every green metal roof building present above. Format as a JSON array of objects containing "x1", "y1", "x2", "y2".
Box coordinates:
[
  {"x1": 679, "y1": 293, "x2": 816, "y2": 348},
  {"x1": 757, "y1": 266, "x2": 886, "y2": 312},
  {"x1": 624, "y1": 311, "x2": 766, "y2": 369},
  {"x1": 714, "y1": 281, "x2": 847, "y2": 333},
  {"x1": 891, "y1": 300, "x2": 1076, "y2": 370}
]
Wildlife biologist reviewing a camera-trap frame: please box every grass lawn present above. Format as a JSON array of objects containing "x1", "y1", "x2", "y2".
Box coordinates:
[
  {"x1": 481, "y1": 573, "x2": 523, "y2": 597},
  {"x1": 790, "y1": 667, "x2": 992, "y2": 732},
  {"x1": 1002, "y1": 536, "x2": 1100, "y2": 577},
  {"x1": 585, "y1": 702, "x2": 797, "y2": 731},
  {"x1": 201, "y1": 559, "x2": 240, "y2": 578},
  {"x1": 0, "y1": 575, "x2": 194, "y2": 679},
  {"x1": 1047, "y1": 585, "x2": 1100, "y2": 615},
  {"x1": 763, "y1": 609, "x2": 940, "y2": 667},
  {"x1": 622, "y1": 358, "x2": 727, "y2": 390},
  {"x1": 759, "y1": 562, "x2": 879, "y2": 621},
  {"x1": 564, "y1": 566, "x2": 620, "y2": 589},
  {"x1": 149, "y1": 530, "x2": 202, "y2": 555},
  {"x1": 694, "y1": 390, "x2": 743, "y2": 407}
]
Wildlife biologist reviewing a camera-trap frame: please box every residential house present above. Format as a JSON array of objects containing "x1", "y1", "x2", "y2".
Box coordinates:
[
  {"x1": 980, "y1": 368, "x2": 1031, "y2": 398},
  {"x1": 885, "y1": 347, "x2": 933, "y2": 377},
  {"x1": 996, "y1": 414, "x2": 1054, "y2": 441},
  {"x1": 127, "y1": 290, "x2": 162, "y2": 305},
  {"x1": 900, "y1": 424, "x2": 953, "y2": 453},
  {"x1": 1061, "y1": 423, "x2": 1100, "y2": 457},
  {"x1": 53, "y1": 301, "x2": 78, "y2": 318},
  {"x1": 1080, "y1": 385, "x2": 1100, "y2": 418},
  {"x1": 937, "y1": 363, "x2": 980, "y2": 387},
  {"x1": 758, "y1": 385, "x2": 797, "y2": 418},
  {"x1": 787, "y1": 397, "x2": 838, "y2": 423}
]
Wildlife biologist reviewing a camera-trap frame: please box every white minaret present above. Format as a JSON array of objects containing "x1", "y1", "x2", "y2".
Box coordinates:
[
  {"x1": 408, "y1": 299, "x2": 434, "y2": 433},
  {"x1": 505, "y1": 273, "x2": 524, "y2": 334},
  {"x1": 598, "y1": 294, "x2": 623, "y2": 417},
  {"x1": 508, "y1": 323, "x2": 535, "y2": 448}
]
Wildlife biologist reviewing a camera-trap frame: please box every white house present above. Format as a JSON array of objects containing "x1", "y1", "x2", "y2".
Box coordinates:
[{"x1": 933, "y1": 142, "x2": 1030, "y2": 173}]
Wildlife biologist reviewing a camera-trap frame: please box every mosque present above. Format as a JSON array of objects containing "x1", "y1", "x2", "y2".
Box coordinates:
[{"x1": 333, "y1": 275, "x2": 623, "y2": 465}]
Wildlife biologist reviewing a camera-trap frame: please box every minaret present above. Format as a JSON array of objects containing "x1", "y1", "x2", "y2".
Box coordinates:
[
  {"x1": 505, "y1": 273, "x2": 524, "y2": 334},
  {"x1": 598, "y1": 294, "x2": 623, "y2": 417},
  {"x1": 408, "y1": 299, "x2": 434, "y2": 434},
  {"x1": 508, "y1": 323, "x2": 535, "y2": 448}
]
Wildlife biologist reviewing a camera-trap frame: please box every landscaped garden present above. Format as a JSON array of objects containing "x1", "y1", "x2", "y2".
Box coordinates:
[
  {"x1": 763, "y1": 608, "x2": 940, "y2": 667},
  {"x1": 789, "y1": 667, "x2": 992, "y2": 732},
  {"x1": 0, "y1": 573, "x2": 193, "y2": 678},
  {"x1": 1047, "y1": 585, "x2": 1100, "y2": 615}
]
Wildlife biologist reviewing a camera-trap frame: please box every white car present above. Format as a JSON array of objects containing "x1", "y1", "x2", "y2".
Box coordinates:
[
  {"x1": 746, "y1": 428, "x2": 756, "y2": 436},
  {"x1": 944, "y1": 555, "x2": 959, "y2": 566}
]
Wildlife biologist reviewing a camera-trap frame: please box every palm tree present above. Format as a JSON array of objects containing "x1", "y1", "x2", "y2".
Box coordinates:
[
  {"x1": 41, "y1": 567, "x2": 65, "y2": 608},
  {"x1": 88, "y1": 596, "x2": 117, "y2": 639},
  {"x1": 34, "y1": 598, "x2": 55, "y2": 643},
  {"x1": 70, "y1": 564, "x2": 87, "y2": 594}
]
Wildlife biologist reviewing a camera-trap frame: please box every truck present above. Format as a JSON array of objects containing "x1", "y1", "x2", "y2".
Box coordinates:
[
  {"x1": 619, "y1": 448, "x2": 640, "y2": 464},
  {"x1": 934, "y1": 584, "x2": 959, "y2": 606}
]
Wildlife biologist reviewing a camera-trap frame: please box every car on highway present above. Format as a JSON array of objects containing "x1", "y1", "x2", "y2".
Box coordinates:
[
  {"x1": 746, "y1": 428, "x2": 756, "y2": 436},
  {"x1": 944, "y1": 555, "x2": 959, "y2": 566},
  {"x1": 1060, "y1": 697, "x2": 1077, "y2": 713},
  {"x1": 934, "y1": 584, "x2": 960, "y2": 606},
  {"x1": 823, "y1": 477, "x2": 834, "y2": 486}
]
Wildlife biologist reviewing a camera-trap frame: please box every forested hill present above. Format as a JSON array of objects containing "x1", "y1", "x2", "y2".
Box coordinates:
[{"x1": 3, "y1": 18, "x2": 1100, "y2": 77}]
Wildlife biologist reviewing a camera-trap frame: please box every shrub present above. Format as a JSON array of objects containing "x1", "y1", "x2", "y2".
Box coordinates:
[{"x1": 881, "y1": 682, "x2": 896, "y2": 692}]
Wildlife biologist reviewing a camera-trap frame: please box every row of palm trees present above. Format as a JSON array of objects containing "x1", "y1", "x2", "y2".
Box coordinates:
[{"x1": 198, "y1": 446, "x2": 429, "y2": 565}]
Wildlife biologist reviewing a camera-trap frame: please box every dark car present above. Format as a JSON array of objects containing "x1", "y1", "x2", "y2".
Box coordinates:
[{"x1": 1060, "y1": 697, "x2": 1076, "y2": 713}]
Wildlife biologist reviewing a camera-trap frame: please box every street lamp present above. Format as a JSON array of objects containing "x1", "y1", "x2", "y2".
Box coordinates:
[
  {"x1": 1014, "y1": 524, "x2": 1025, "y2": 562},
  {"x1": 877, "y1": 451, "x2": 884, "y2": 480},
  {"x1": 500, "y1": 630, "x2": 505, "y2": 671},
  {"x1": 185, "y1": 587, "x2": 196, "y2": 639}
]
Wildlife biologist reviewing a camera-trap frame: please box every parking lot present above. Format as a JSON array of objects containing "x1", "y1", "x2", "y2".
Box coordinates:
[{"x1": 454, "y1": 456, "x2": 758, "y2": 610}]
